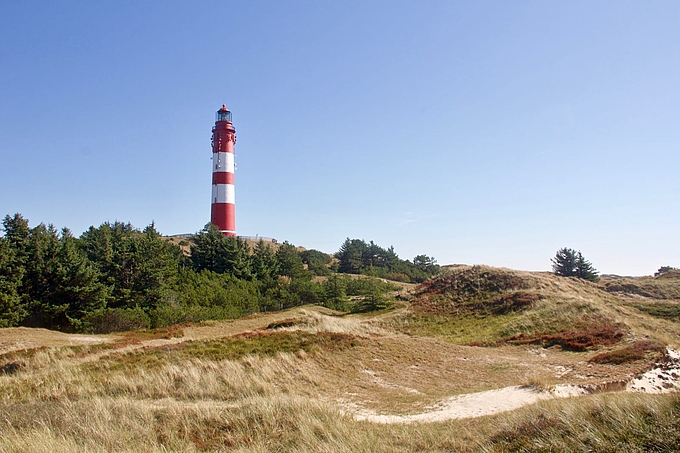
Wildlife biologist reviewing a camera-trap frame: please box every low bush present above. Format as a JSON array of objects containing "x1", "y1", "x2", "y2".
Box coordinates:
[
  {"x1": 589, "y1": 340, "x2": 666, "y2": 365},
  {"x1": 84, "y1": 307, "x2": 151, "y2": 334},
  {"x1": 149, "y1": 304, "x2": 243, "y2": 328}
]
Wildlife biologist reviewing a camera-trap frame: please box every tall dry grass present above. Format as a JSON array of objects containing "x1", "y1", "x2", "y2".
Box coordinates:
[
  {"x1": 1, "y1": 387, "x2": 679, "y2": 452},
  {"x1": 478, "y1": 392, "x2": 680, "y2": 452}
]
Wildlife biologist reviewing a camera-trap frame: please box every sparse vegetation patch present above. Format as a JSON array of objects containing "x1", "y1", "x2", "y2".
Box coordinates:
[
  {"x1": 412, "y1": 266, "x2": 543, "y2": 319},
  {"x1": 417, "y1": 265, "x2": 527, "y2": 300},
  {"x1": 122, "y1": 324, "x2": 187, "y2": 341},
  {"x1": 264, "y1": 317, "x2": 306, "y2": 330}
]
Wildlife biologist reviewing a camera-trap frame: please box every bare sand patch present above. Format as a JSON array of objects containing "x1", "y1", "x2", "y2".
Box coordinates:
[
  {"x1": 627, "y1": 348, "x2": 680, "y2": 393},
  {"x1": 353, "y1": 386, "x2": 551, "y2": 423}
]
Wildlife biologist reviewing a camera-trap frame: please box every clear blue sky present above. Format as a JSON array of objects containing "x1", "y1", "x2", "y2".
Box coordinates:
[{"x1": 1, "y1": 1, "x2": 678, "y2": 276}]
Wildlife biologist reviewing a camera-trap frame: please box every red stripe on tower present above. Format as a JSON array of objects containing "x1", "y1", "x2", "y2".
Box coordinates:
[{"x1": 210, "y1": 105, "x2": 237, "y2": 236}]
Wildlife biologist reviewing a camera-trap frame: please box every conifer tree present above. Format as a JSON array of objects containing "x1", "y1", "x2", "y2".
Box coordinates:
[
  {"x1": 551, "y1": 247, "x2": 599, "y2": 282},
  {"x1": 0, "y1": 237, "x2": 25, "y2": 326}
]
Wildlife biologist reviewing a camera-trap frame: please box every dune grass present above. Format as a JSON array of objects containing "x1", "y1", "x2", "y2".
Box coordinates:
[
  {"x1": 0, "y1": 386, "x2": 678, "y2": 452},
  {"x1": 1, "y1": 266, "x2": 679, "y2": 451}
]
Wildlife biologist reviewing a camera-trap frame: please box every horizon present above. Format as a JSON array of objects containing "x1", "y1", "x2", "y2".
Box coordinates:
[{"x1": 1, "y1": 1, "x2": 678, "y2": 276}]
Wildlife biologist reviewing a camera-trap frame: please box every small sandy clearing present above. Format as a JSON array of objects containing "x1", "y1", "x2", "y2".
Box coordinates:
[{"x1": 349, "y1": 348, "x2": 680, "y2": 424}]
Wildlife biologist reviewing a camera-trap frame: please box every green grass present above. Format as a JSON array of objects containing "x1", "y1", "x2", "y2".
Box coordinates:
[
  {"x1": 634, "y1": 303, "x2": 680, "y2": 320},
  {"x1": 92, "y1": 330, "x2": 362, "y2": 373},
  {"x1": 389, "y1": 313, "x2": 524, "y2": 345},
  {"x1": 389, "y1": 297, "x2": 615, "y2": 347}
]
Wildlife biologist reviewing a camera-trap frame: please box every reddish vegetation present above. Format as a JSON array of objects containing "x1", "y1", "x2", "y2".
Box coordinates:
[
  {"x1": 470, "y1": 324, "x2": 626, "y2": 351},
  {"x1": 589, "y1": 340, "x2": 666, "y2": 365}
]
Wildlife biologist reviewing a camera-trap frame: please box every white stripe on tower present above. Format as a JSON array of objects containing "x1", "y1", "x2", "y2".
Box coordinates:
[
  {"x1": 213, "y1": 152, "x2": 235, "y2": 173},
  {"x1": 212, "y1": 184, "x2": 235, "y2": 204}
]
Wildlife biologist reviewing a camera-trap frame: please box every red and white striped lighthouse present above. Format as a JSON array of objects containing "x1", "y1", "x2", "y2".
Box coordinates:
[{"x1": 210, "y1": 105, "x2": 237, "y2": 236}]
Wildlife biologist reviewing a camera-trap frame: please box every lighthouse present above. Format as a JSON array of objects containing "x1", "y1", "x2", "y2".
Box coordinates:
[{"x1": 211, "y1": 105, "x2": 237, "y2": 236}]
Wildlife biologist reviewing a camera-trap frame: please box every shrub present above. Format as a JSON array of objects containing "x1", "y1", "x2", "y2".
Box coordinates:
[
  {"x1": 149, "y1": 305, "x2": 241, "y2": 329},
  {"x1": 84, "y1": 307, "x2": 151, "y2": 334}
]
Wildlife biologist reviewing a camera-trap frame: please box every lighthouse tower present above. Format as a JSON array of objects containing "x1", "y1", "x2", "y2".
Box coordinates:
[{"x1": 211, "y1": 105, "x2": 237, "y2": 236}]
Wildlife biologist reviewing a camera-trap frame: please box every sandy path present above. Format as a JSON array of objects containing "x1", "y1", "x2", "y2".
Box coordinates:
[{"x1": 353, "y1": 386, "x2": 551, "y2": 423}]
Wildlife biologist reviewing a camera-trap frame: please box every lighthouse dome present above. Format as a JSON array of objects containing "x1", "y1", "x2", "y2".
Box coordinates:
[{"x1": 216, "y1": 105, "x2": 232, "y2": 123}]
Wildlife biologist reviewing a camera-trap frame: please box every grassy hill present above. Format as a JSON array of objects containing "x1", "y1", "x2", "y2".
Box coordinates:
[
  {"x1": 387, "y1": 265, "x2": 680, "y2": 347},
  {"x1": 0, "y1": 265, "x2": 679, "y2": 451}
]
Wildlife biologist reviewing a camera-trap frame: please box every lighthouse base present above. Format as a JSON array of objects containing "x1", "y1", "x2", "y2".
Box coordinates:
[{"x1": 211, "y1": 203, "x2": 236, "y2": 237}]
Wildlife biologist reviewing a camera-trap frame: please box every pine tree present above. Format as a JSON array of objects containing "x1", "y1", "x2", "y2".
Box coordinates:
[
  {"x1": 0, "y1": 237, "x2": 26, "y2": 326},
  {"x1": 655, "y1": 266, "x2": 677, "y2": 277},
  {"x1": 322, "y1": 274, "x2": 348, "y2": 311},
  {"x1": 275, "y1": 241, "x2": 308, "y2": 280},
  {"x1": 551, "y1": 247, "x2": 599, "y2": 282},
  {"x1": 551, "y1": 248, "x2": 579, "y2": 277},
  {"x1": 252, "y1": 240, "x2": 279, "y2": 283},
  {"x1": 223, "y1": 237, "x2": 253, "y2": 280},
  {"x1": 574, "y1": 251, "x2": 600, "y2": 282},
  {"x1": 336, "y1": 238, "x2": 366, "y2": 274},
  {"x1": 190, "y1": 223, "x2": 229, "y2": 273}
]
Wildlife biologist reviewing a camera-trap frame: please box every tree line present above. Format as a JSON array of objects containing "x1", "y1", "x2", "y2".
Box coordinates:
[
  {"x1": 0, "y1": 214, "x2": 439, "y2": 332},
  {"x1": 335, "y1": 238, "x2": 439, "y2": 282}
]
